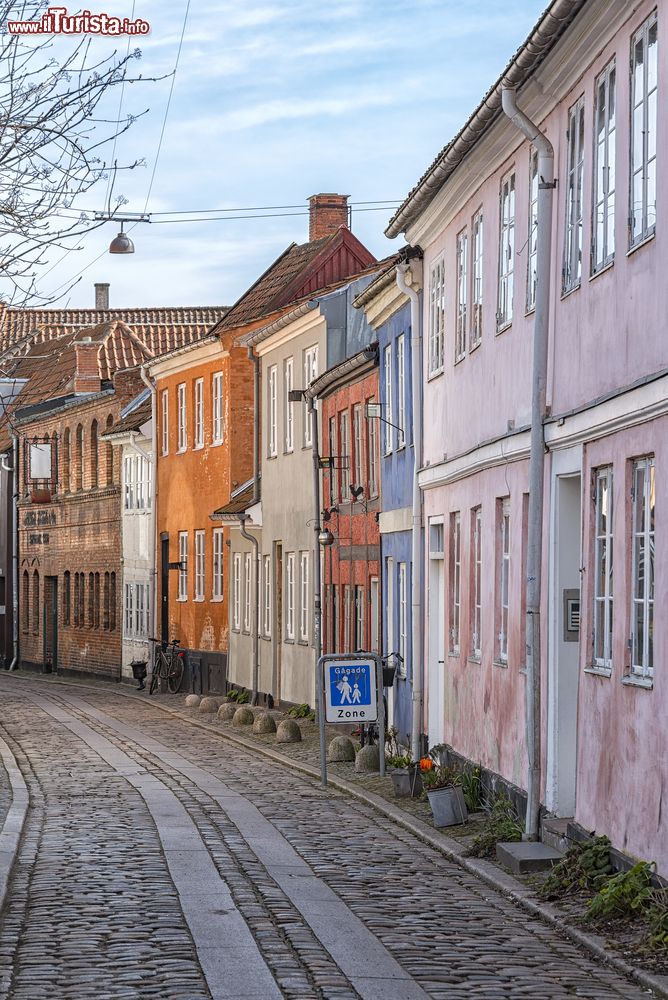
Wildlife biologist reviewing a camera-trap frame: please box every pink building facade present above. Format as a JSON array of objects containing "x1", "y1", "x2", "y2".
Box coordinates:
[{"x1": 388, "y1": 0, "x2": 667, "y2": 872}]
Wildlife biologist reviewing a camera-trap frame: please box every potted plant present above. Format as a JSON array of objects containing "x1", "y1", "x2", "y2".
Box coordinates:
[
  {"x1": 388, "y1": 753, "x2": 423, "y2": 798},
  {"x1": 420, "y1": 750, "x2": 468, "y2": 827}
]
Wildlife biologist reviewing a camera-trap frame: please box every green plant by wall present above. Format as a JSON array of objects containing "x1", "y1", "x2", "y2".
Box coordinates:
[
  {"x1": 226, "y1": 689, "x2": 240, "y2": 702},
  {"x1": 539, "y1": 836, "x2": 613, "y2": 901},
  {"x1": 646, "y1": 889, "x2": 668, "y2": 948},
  {"x1": 460, "y1": 764, "x2": 483, "y2": 812},
  {"x1": 235, "y1": 690, "x2": 250, "y2": 704},
  {"x1": 587, "y1": 861, "x2": 654, "y2": 922},
  {"x1": 288, "y1": 703, "x2": 315, "y2": 720},
  {"x1": 464, "y1": 795, "x2": 523, "y2": 858}
]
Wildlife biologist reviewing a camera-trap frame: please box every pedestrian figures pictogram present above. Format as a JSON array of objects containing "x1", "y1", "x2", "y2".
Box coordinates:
[{"x1": 324, "y1": 659, "x2": 377, "y2": 723}]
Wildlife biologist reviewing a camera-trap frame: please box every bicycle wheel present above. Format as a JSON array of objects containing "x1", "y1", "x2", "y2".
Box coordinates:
[
  {"x1": 167, "y1": 653, "x2": 184, "y2": 694},
  {"x1": 149, "y1": 653, "x2": 161, "y2": 694}
]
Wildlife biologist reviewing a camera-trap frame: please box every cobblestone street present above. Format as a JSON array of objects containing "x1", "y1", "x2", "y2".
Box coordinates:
[{"x1": 0, "y1": 675, "x2": 658, "y2": 1000}]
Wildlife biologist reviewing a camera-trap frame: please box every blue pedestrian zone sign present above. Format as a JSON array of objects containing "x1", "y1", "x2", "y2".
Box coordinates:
[{"x1": 324, "y1": 659, "x2": 378, "y2": 724}]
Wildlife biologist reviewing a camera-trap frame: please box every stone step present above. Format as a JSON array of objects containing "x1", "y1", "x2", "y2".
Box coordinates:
[
  {"x1": 496, "y1": 840, "x2": 564, "y2": 875},
  {"x1": 542, "y1": 816, "x2": 572, "y2": 854}
]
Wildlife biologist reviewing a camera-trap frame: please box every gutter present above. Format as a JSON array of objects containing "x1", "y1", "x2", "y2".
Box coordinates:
[
  {"x1": 306, "y1": 345, "x2": 378, "y2": 402},
  {"x1": 239, "y1": 301, "x2": 318, "y2": 350}
]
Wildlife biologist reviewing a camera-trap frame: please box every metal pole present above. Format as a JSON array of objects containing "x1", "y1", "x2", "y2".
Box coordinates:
[
  {"x1": 376, "y1": 654, "x2": 385, "y2": 776},
  {"x1": 310, "y1": 398, "x2": 327, "y2": 787}
]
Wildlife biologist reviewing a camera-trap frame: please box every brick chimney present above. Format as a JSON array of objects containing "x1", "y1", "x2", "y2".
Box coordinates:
[
  {"x1": 308, "y1": 193, "x2": 349, "y2": 241},
  {"x1": 94, "y1": 283, "x2": 110, "y2": 309},
  {"x1": 73, "y1": 337, "x2": 102, "y2": 394}
]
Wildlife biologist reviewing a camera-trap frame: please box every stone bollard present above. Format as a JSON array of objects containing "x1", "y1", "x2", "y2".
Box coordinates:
[
  {"x1": 233, "y1": 707, "x2": 254, "y2": 727},
  {"x1": 355, "y1": 744, "x2": 380, "y2": 772},
  {"x1": 253, "y1": 712, "x2": 277, "y2": 735},
  {"x1": 276, "y1": 719, "x2": 302, "y2": 744},
  {"x1": 328, "y1": 736, "x2": 356, "y2": 762},
  {"x1": 185, "y1": 694, "x2": 201, "y2": 708},
  {"x1": 198, "y1": 696, "x2": 220, "y2": 715},
  {"x1": 217, "y1": 703, "x2": 237, "y2": 722}
]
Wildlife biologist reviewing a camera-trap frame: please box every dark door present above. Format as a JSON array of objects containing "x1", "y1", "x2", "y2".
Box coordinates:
[
  {"x1": 43, "y1": 576, "x2": 58, "y2": 673},
  {"x1": 161, "y1": 534, "x2": 169, "y2": 645}
]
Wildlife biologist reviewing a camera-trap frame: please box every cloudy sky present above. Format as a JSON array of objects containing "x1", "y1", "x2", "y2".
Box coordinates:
[{"x1": 33, "y1": 0, "x2": 546, "y2": 309}]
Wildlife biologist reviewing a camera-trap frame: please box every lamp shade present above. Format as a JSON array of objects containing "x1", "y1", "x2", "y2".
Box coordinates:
[{"x1": 109, "y1": 227, "x2": 135, "y2": 254}]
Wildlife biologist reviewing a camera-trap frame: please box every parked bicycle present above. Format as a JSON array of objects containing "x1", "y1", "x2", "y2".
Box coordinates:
[
  {"x1": 358, "y1": 651, "x2": 403, "y2": 747},
  {"x1": 148, "y1": 638, "x2": 185, "y2": 694}
]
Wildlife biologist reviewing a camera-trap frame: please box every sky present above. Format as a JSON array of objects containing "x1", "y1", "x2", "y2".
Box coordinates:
[{"x1": 23, "y1": 0, "x2": 548, "y2": 310}]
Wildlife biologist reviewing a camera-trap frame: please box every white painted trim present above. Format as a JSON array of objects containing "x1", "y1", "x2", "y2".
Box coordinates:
[
  {"x1": 379, "y1": 506, "x2": 412, "y2": 535},
  {"x1": 361, "y1": 280, "x2": 413, "y2": 329},
  {"x1": 148, "y1": 340, "x2": 226, "y2": 378},
  {"x1": 253, "y1": 311, "x2": 326, "y2": 358},
  {"x1": 419, "y1": 431, "x2": 530, "y2": 490}
]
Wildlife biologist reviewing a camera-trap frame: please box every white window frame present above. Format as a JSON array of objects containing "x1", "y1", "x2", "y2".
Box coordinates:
[
  {"x1": 428, "y1": 257, "x2": 445, "y2": 374},
  {"x1": 212, "y1": 528, "x2": 224, "y2": 600},
  {"x1": 232, "y1": 553, "x2": 241, "y2": 631},
  {"x1": 593, "y1": 468, "x2": 613, "y2": 671},
  {"x1": 498, "y1": 499, "x2": 510, "y2": 664},
  {"x1": 455, "y1": 228, "x2": 467, "y2": 361},
  {"x1": 194, "y1": 530, "x2": 205, "y2": 601},
  {"x1": 450, "y1": 512, "x2": 461, "y2": 654},
  {"x1": 383, "y1": 345, "x2": 393, "y2": 455},
  {"x1": 367, "y1": 401, "x2": 378, "y2": 498},
  {"x1": 354, "y1": 584, "x2": 365, "y2": 650},
  {"x1": 285, "y1": 552, "x2": 295, "y2": 640},
  {"x1": 396, "y1": 335, "x2": 406, "y2": 449},
  {"x1": 161, "y1": 389, "x2": 169, "y2": 456},
  {"x1": 386, "y1": 557, "x2": 394, "y2": 658},
  {"x1": 339, "y1": 410, "x2": 350, "y2": 501},
  {"x1": 630, "y1": 456, "x2": 654, "y2": 679},
  {"x1": 194, "y1": 378, "x2": 204, "y2": 450},
  {"x1": 527, "y1": 148, "x2": 539, "y2": 311},
  {"x1": 177, "y1": 383, "x2": 187, "y2": 453},
  {"x1": 630, "y1": 11, "x2": 658, "y2": 247},
  {"x1": 592, "y1": 60, "x2": 616, "y2": 272},
  {"x1": 471, "y1": 507, "x2": 482, "y2": 659},
  {"x1": 470, "y1": 209, "x2": 483, "y2": 348},
  {"x1": 268, "y1": 365, "x2": 278, "y2": 458},
  {"x1": 124, "y1": 581, "x2": 133, "y2": 637},
  {"x1": 564, "y1": 95, "x2": 585, "y2": 293},
  {"x1": 352, "y1": 403, "x2": 364, "y2": 487},
  {"x1": 124, "y1": 454, "x2": 134, "y2": 511},
  {"x1": 243, "y1": 551, "x2": 252, "y2": 633},
  {"x1": 497, "y1": 171, "x2": 515, "y2": 329},
  {"x1": 178, "y1": 532, "x2": 188, "y2": 601},
  {"x1": 343, "y1": 584, "x2": 352, "y2": 652},
  {"x1": 370, "y1": 576, "x2": 379, "y2": 654},
  {"x1": 263, "y1": 554, "x2": 271, "y2": 637},
  {"x1": 303, "y1": 346, "x2": 318, "y2": 447},
  {"x1": 398, "y1": 562, "x2": 407, "y2": 672},
  {"x1": 212, "y1": 371, "x2": 224, "y2": 445},
  {"x1": 299, "y1": 551, "x2": 309, "y2": 642},
  {"x1": 284, "y1": 357, "x2": 294, "y2": 453},
  {"x1": 328, "y1": 415, "x2": 337, "y2": 505}
]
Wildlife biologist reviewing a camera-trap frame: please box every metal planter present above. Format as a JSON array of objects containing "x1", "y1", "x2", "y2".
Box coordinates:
[{"x1": 426, "y1": 786, "x2": 468, "y2": 827}]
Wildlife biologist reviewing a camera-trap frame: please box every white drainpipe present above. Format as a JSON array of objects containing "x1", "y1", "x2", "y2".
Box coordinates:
[
  {"x1": 396, "y1": 262, "x2": 424, "y2": 761},
  {"x1": 501, "y1": 88, "x2": 555, "y2": 840}
]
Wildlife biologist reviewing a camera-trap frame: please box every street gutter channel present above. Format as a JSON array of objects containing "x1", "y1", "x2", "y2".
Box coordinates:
[{"x1": 2, "y1": 672, "x2": 667, "y2": 1000}]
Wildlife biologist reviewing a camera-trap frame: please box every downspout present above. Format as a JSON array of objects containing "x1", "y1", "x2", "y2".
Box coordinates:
[
  {"x1": 396, "y1": 262, "x2": 423, "y2": 762},
  {"x1": 140, "y1": 368, "x2": 158, "y2": 652},
  {"x1": 8, "y1": 436, "x2": 18, "y2": 669},
  {"x1": 238, "y1": 515, "x2": 260, "y2": 704},
  {"x1": 501, "y1": 88, "x2": 555, "y2": 841},
  {"x1": 308, "y1": 396, "x2": 327, "y2": 787},
  {"x1": 247, "y1": 347, "x2": 261, "y2": 704}
]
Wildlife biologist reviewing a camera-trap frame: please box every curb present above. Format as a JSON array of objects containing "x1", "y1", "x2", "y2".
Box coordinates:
[
  {"x1": 6, "y1": 672, "x2": 668, "y2": 999},
  {"x1": 0, "y1": 735, "x2": 29, "y2": 914}
]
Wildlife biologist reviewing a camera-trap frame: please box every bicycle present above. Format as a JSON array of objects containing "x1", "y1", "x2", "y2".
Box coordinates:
[
  {"x1": 358, "y1": 651, "x2": 403, "y2": 748},
  {"x1": 148, "y1": 638, "x2": 185, "y2": 694}
]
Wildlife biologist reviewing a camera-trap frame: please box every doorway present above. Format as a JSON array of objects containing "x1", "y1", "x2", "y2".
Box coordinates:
[
  {"x1": 43, "y1": 576, "x2": 58, "y2": 673},
  {"x1": 160, "y1": 534, "x2": 169, "y2": 645},
  {"x1": 427, "y1": 522, "x2": 445, "y2": 745}
]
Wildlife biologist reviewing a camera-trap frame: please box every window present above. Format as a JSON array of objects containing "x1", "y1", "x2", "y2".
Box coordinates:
[
  {"x1": 105, "y1": 415, "x2": 114, "y2": 486},
  {"x1": 195, "y1": 530, "x2": 205, "y2": 601},
  {"x1": 592, "y1": 61, "x2": 616, "y2": 272},
  {"x1": 103, "y1": 572, "x2": 110, "y2": 630},
  {"x1": 124, "y1": 582, "x2": 150, "y2": 640},
  {"x1": 352, "y1": 404, "x2": 364, "y2": 487},
  {"x1": 303, "y1": 346, "x2": 318, "y2": 446},
  {"x1": 398, "y1": 563, "x2": 407, "y2": 671},
  {"x1": 268, "y1": 365, "x2": 278, "y2": 457},
  {"x1": 74, "y1": 424, "x2": 84, "y2": 491},
  {"x1": 429, "y1": 257, "x2": 445, "y2": 374},
  {"x1": 564, "y1": 95, "x2": 585, "y2": 292},
  {"x1": 124, "y1": 454, "x2": 152, "y2": 511},
  {"x1": 63, "y1": 571, "x2": 71, "y2": 626},
  {"x1": 299, "y1": 551, "x2": 309, "y2": 642},
  {"x1": 212, "y1": 528, "x2": 224, "y2": 600},
  {"x1": 630, "y1": 12, "x2": 658, "y2": 247},
  {"x1": 455, "y1": 229, "x2": 467, "y2": 360},
  {"x1": 383, "y1": 345, "x2": 393, "y2": 454},
  {"x1": 630, "y1": 457, "x2": 654, "y2": 679},
  {"x1": 124, "y1": 582, "x2": 133, "y2": 637},
  {"x1": 497, "y1": 171, "x2": 515, "y2": 329},
  {"x1": 284, "y1": 357, "x2": 294, "y2": 453},
  {"x1": 470, "y1": 209, "x2": 483, "y2": 348},
  {"x1": 263, "y1": 554, "x2": 271, "y2": 636},
  {"x1": 22, "y1": 571, "x2": 29, "y2": 633},
  {"x1": 339, "y1": 410, "x2": 350, "y2": 501},
  {"x1": 354, "y1": 585, "x2": 365, "y2": 650},
  {"x1": 177, "y1": 383, "x2": 187, "y2": 452},
  {"x1": 88, "y1": 573, "x2": 94, "y2": 629},
  {"x1": 244, "y1": 552, "x2": 252, "y2": 632},
  {"x1": 194, "y1": 378, "x2": 204, "y2": 449},
  {"x1": 285, "y1": 552, "x2": 295, "y2": 640},
  {"x1": 110, "y1": 571, "x2": 117, "y2": 631},
  {"x1": 497, "y1": 499, "x2": 510, "y2": 664},
  {"x1": 593, "y1": 468, "x2": 613, "y2": 671},
  {"x1": 124, "y1": 455, "x2": 135, "y2": 510},
  {"x1": 370, "y1": 577, "x2": 379, "y2": 654},
  {"x1": 386, "y1": 558, "x2": 394, "y2": 657},
  {"x1": 232, "y1": 553, "x2": 241, "y2": 630},
  {"x1": 367, "y1": 401, "x2": 379, "y2": 497},
  {"x1": 62, "y1": 428, "x2": 71, "y2": 492},
  {"x1": 212, "y1": 372, "x2": 224, "y2": 444},
  {"x1": 527, "y1": 149, "x2": 539, "y2": 311},
  {"x1": 161, "y1": 390, "x2": 169, "y2": 455},
  {"x1": 343, "y1": 584, "x2": 352, "y2": 652},
  {"x1": 449, "y1": 512, "x2": 461, "y2": 653},
  {"x1": 90, "y1": 421, "x2": 98, "y2": 489},
  {"x1": 94, "y1": 573, "x2": 100, "y2": 629},
  {"x1": 328, "y1": 416, "x2": 337, "y2": 505},
  {"x1": 330, "y1": 583, "x2": 338, "y2": 651},
  {"x1": 471, "y1": 507, "x2": 482, "y2": 658},
  {"x1": 396, "y1": 335, "x2": 406, "y2": 448},
  {"x1": 178, "y1": 532, "x2": 188, "y2": 601}
]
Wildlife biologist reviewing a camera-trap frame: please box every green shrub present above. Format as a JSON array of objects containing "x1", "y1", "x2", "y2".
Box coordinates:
[
  {"x1": 539, "y1": 836, "x2": 613, "y2": 901},
  {"x1": 461, "y1": 764, "x2": 483, "y2": 812},
  {"x1": 587, "y1": 861, "x2": 654, "y2": 922},
  {"x1": 288, "y1": 703, "x2": 315, "y2": 720},
  {"x1": 464, "y1": 795, "x2": 523, "y2": 858}
]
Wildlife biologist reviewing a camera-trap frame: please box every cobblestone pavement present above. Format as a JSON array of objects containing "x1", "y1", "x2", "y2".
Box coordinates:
[{"x1": 0, "y1": 675, "x2": 658, "y2": 1000}]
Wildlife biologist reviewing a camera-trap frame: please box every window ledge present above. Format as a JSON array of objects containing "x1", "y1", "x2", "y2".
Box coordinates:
[
  {"x1": 267, "y1": 453, "x2": 277, "y2": 461},
  {"x1": 496, "y1": 321, "x2": 512, "y2": 336},
  {"x1": 627, "y1": 230, "x2": 655, "y2": 257},
  {"x1": 176, "y1": 448, "x2": 187, "y2": 456},
  {"x1": 211, "y1": 596, "x2": 224, "y2": 603},
  {"x1": 193, "y1": 443, "x2": 204, "y2": 452},
  {"x1": 210, "y1": 439, "x2": 224, "y2": 448},
  {"x1": 298, "y1": 638, "x2": 309, "y2": 646},
  {"x1": 525, "y1": 305, "x2": 536, "y2": 317},
  {"x1": 448, "y1": 650, "x2": 460, "y2": 659},
  {"x1": 493, "y1": 659, "x2": 508, "y2": 669},
  {"x1": 469, "y1": 340, "x2": 481, "y2": 354},
  {"x1": 284, "y1": 637, "x2": 295, "y2": 645},
  {"x1": 193, "y1": 597, "x2": 205, "y2": 603},
  {"x1": 584, "y1": 665, "x2": 612, "y2": 678},
  {"x1": 589, "y1": 259, "x2": 614, "y2": 282},
  {"x1": 454, "y1": 354, "x2": 465, "y2": 367},
  {"x1": 427, "y1": 368, "x2": 444, "y2": 382},
  {"x1": 560, "y1": 281, "x2": 581, "y2": 301},
  {"x1": 176, "y1": 597, "x2": 187, "y2": 603},
  {"x1": 468, "y1": 655, "x2": 482, "y2": 665},
  {"x1": 231, "y1": 626, "x2": 240, "y2": 633},
  {"x1": 622, "y1": 673, "x2": 653, "y2": 690}
]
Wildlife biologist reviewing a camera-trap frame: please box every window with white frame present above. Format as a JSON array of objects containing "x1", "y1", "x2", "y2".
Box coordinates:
[
  {"x1": 195, "y1": 530, "x2": 205, "y2": 601},
  {"x1": 303, "y1": 346, "x2": 318, "y2": 446},
  {"x1": 124, "y1": 581, "x2": 133, "y2": 637},
  {"x1": 328, "y1": 416, "x2": 337, "y2": 505},
  {"x1": 527, "y1": 148, "x2": 539, "y2": 311},
  {"x1": 593, "y1": 468, "x2": 613, "y2": 671},
  {"x1": 285, "y1": 552, "x2": 295, "y2": 640},
  {"x1": 429, "y1": 257, "x2": 445, "y2": 374},
  {"x1": 178, "y1": 532, "x2": 188, "y2": 600},
  {"x1": 244, "y1": 552, "x2": 252, "y2": 632},
  {"x1": 630, "y1": 12, "x2": 658, "y2": 247},
  {"x1": 354, "y1": 585, "x2": 365, "y2": 650},
  {"x1": 177, "y1": 383, "x2": 187, "y2": 452},
  {"x1": 124, "y1": 455, "x2": 135, "y2": 511},
  {"x1": 367, "y1": 401, "x2": 378, "y2": 497},
  {"x1": 592, "y1": 61, "x2": 616, "y2": 272},
  {"x1": 212, "y1": 528, "x2": 224, "y2": 600},
  {"x1": 564, "y1": 95, "x2": 585, "y2": 292},
  {"x1": 212, "y1": 371, "x2": 224, "y2": 444},
  {"x1": 263, "y1": 554, "x2": 271, "y2": 636},
  {"x1": 383, "y1": 345, "x2": 393, "y2": 454},
  {"x1": 299, "y1": 551, "x2": 309, "y2": 642},
  {"x1": 343, "y1": 584, "x2": 352, "y2": 652},
  {"x1": 352, "y1": 404, "x2": 364, "y2": 487},
  {"x1": 497, "y1": 499, "x2": 510, "y2": 663},
  {"x1": 449, "y1": 512, "x2": 461, "y2": 653},
  {"x1": 194, "y1": 378, "x2": 204, "y2": 449},
  {"x1": 470, "y1": 209, "x2": 483, "y2": 348},
  {"x1": 267, "y1": 365, "x2": 278, "y2": 457},
  {"x1": 386, "y1": 557, "x2": 394, "y2": 657},
  {"x1": 232, "y1": 553, "x2": 241, "y2": 630},
  {"x1": 339, "y1": 410, "x2": 350, "y2": 501},
  {"x1": 284, "y1": 357, "x2": 294, "y2": 453},
  {"x1": 471, "y1": 507, "x2": 482, "y2": 658},
  {"x1": 630, "y1": 456, "x2": 654, "y2": 679},
  {"x1": 398, "y1": 562, "x2": 407, "y2": 671},
  {"x1": 455, "y1": 229, "x2": 468, "y2": 360},
  {"x1": 331, "y1": 583, "x2": 338, "y2": 651},
  {"x1": 370, "y1": 577, "x2": 379, "y2": 654},
  {"x1": 161, "y1": 389, "x2": 169, "y2": 456},
  {"x1": 396, "y1": 335, "x2": 406, "y2": 448},
  {"x1": 497, "y1": 171, "x2": 515, "y2": 329},
  {"x1": 124, "y1": 581, "x2": 150, "y2": 640}
]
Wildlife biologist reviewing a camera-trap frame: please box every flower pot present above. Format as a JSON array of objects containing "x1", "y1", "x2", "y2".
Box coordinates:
[
  {"x1": 390, "y1": 766, "x2": 423, "y2": 798},
  {"x1": 426, "y1": 786, "x2": 468, "y2": 827}
]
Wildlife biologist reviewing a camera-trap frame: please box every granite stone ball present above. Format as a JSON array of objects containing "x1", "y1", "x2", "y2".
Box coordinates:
[
  {"x1": 217, "y1": 702, "x2": 236, "y2": 722},
  {"x1": 253, "y1": 712, "x2": 277, "y2": 734},
  {"x1": 276, "y1": 719, "x2": 302, "y2": 743},
  {"x1": 355, "y1": 744, "x2": 380, "y2": 772},
  {"x1": 185, "y1": 694, "x2": 201, "y2": 708},
  {"x1": 233, "y1": 706, "x2": 255, "y2": 727},
  {"x1": 328, "y1": 736, "x2": 356, "y2": 762},
  {"x1": 198, "y1": 696, "x2": 220, "y2": 714}
]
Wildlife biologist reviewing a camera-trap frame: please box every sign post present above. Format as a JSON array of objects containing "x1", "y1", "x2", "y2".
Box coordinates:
[{"x1": 316, "y1": 652, "x2": 384, "y2": 786}]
